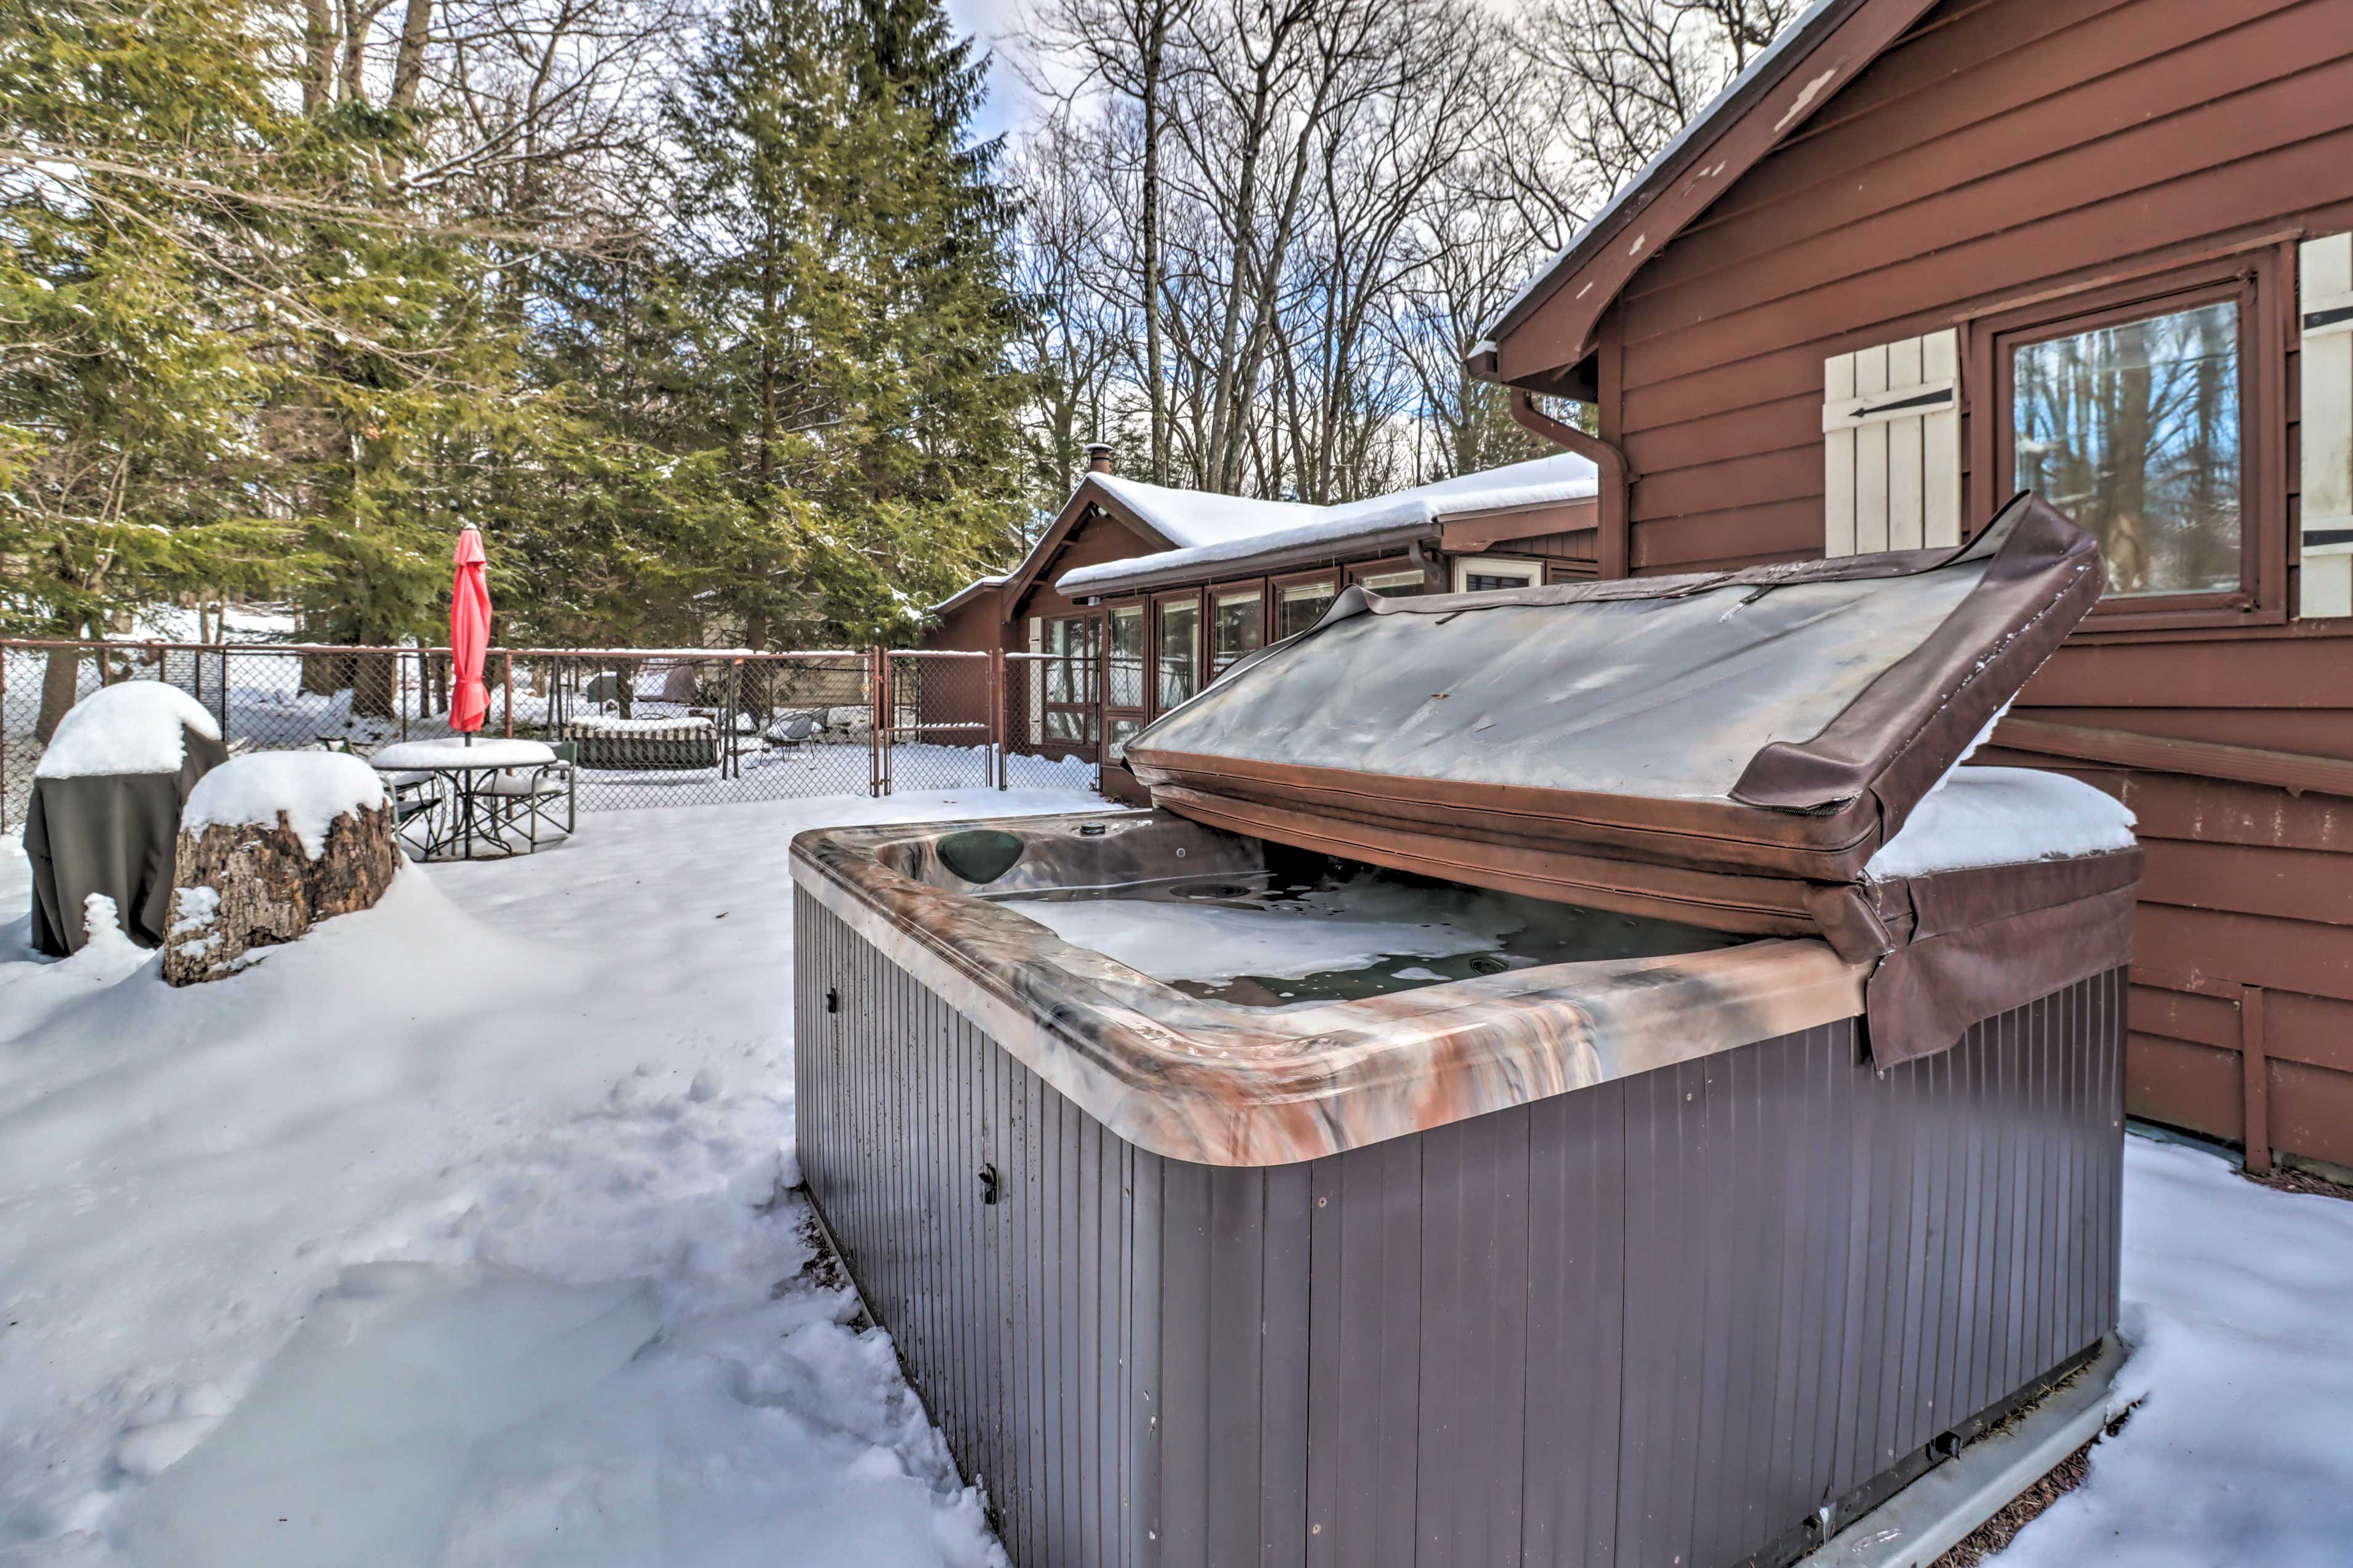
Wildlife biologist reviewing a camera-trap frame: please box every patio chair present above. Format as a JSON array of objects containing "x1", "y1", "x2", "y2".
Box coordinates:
[
  {"x1": 319, "y1": 737, "x2": 440, "y2": 851},
  {"x1": 766, "y1": 711, "x2": 821, "y2": 747},
  {"x1": 484, "y1": 740, "x2": 575, "y2": 850}
]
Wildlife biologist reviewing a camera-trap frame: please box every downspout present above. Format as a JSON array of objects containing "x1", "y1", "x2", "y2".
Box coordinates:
[{"x1": 1510, "y1": 388, "x2": 1632, "y2": 580}]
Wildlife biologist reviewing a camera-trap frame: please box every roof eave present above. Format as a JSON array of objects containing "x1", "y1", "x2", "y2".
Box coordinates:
[
  {"x1": 1483, "y1": 0, "x2": 1934, "y2": 389},
  {"x1": 1055, "y1": 521, "x2": 1440, "y2": 599}
]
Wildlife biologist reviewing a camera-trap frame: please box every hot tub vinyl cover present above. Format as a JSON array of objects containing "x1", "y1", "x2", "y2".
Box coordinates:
[{"x1": 1125, "y1": 492, "x2": 2139, "y2": 1065}]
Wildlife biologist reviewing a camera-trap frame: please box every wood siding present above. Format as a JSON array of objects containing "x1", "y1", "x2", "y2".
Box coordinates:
[{"x1": 1599, "y1": 0, "x2": 2353, "y2": 1170}]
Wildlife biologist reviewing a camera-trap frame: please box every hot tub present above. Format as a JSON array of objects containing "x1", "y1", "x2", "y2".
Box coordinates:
[{"x1": 793, "y1": 494, "x2": 2137, "y2": 1568}]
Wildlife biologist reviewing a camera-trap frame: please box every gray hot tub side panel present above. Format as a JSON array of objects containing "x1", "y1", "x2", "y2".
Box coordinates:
[{"x1": 796, "y1": 892, "x2": 2124, "y2": 1568}]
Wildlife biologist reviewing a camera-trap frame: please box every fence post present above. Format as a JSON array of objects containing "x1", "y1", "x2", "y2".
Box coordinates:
[
  {"x1": 2242, "y1": 986, "x2": 2272, "y2": 1176},
  {"x1": 1, "y1": 644, "x2": 9, "y2": 835},
  {"x1": 214, "y1": 647, "x2": 229, "y2": 742},
  {"x1": 503, "y1": 652, "x2": 514, "y2": 738},
  {"x1": 989, "y1": 648, "x2": 1006, "y2": 790},
  {"x1": 869, "y1": 647, "x2": 885, "y2": 798},
  {"x1": 727, "y1": 658, "x2": 742, "y2": 781}
]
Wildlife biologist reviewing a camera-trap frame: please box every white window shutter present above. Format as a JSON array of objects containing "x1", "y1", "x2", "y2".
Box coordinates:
[
  {"x1": 2301, "y1": 233, "x2": 2353, "y2": 620},
  {"x1": 1823, "y1": 329, "x2": 1961, "y2": 556}
]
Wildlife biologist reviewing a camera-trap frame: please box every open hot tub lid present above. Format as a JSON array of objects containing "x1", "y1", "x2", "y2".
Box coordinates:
[{"x1": 1125, "y1": 491, "x2": 2139, "y2": 1065}]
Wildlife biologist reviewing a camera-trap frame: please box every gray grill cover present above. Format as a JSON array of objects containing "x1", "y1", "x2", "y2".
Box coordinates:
[{"x1": 25, "y1": 722, "x2": 228, "y2": 956}]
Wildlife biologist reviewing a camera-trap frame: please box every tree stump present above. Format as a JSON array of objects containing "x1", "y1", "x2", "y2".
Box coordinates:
[{"x1": 162, "y1": 801, "x2": 398, "y2": 986}]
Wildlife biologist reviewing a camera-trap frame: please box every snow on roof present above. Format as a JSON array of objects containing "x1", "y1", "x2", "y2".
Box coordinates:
[
  {"x1": 1058, "y1": 453, "x2": 1598, "y2": 595},
  {"x1": 929, "y1": 572, "x2": 1009, "y2": 615},
  {"x1": 34, "y1": 681, "x2": 222, "y2": 778},
  {"x1": 1485, "y1": 0, "x2": 1841, "y2": 340},
  {"x1": 1089, "y1": 475, "x2": 1321, "y2": 548},
  {"x1": 184, "y1": 752, "x2": 390, "y2": 859}
]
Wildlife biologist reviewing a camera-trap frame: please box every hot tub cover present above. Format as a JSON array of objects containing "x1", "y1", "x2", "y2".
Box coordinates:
[{"x1": 1125, "y1": 492, "x2": 2139, "y2": 1064}]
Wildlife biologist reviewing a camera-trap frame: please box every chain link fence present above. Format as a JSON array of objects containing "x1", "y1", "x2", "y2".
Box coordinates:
[{"x1": 2, "y1": 639, "x2": 1101, "y2": 832}]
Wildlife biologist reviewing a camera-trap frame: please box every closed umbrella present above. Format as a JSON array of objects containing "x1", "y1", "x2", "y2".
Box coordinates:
[{"x1": 450, "y1": 523, "x2": 492, "y2": 742}]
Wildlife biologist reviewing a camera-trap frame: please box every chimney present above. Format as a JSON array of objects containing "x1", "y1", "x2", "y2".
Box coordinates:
[{"x1": 1085, "y1": 442, "x2": 1115, "y2": 475}]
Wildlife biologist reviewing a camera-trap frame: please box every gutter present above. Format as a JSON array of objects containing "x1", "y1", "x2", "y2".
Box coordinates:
[{"x1": 1512, "y1": 389, "x2": 1632, "y2": 580}]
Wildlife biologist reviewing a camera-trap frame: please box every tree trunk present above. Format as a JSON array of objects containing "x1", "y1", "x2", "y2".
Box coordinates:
[
  {"x1": 304, "y1": 0, "x2": 337, "y2": 113},
  {"x1": 36, "y1": 646, "x2": 83, "y2": 744},
  {"x1": 300, "y1": 651, "x2": 350, "y2": 696},
  {"x1": 1142, "y1": 18, "x2": 1168, "y2": 485},
  {"x1": 164, "y1": 799, "x2": 399, "y2": 986},
  {"x1": 389, "y1": 0, "x2": 431, "y2": 110},
  {"x1": 352, "y1": 651, "x2": 397, "y2": 717}
]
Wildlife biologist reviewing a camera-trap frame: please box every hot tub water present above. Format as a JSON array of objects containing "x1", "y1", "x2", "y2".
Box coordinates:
[{"x1": 997, "y1": 869, "x2": 1746, "y2": 1008}]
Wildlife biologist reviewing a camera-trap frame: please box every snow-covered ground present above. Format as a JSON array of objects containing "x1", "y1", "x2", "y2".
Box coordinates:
[
  {"x1": 2, "y1": 791, "x2": 2349, "y2": 1566},
  {"x1": 0, "y1": 787, "x2": 1100, "y2": 1567}
]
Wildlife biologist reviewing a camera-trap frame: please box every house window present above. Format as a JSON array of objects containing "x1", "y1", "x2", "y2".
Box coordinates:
[
  {"x1": 1451, "y1": 558, "x2": 1542, "y2": 594},
  {"x1": 1107, "y1": 715, "x2": 1143, "y2": 762},
  {"x1": 1277, "y1": 578, "x2": 1335, "y2": 637},
  {"x1": 1355, "y1": 567, "x2": 1426, "y2": 597},
  {"x1": 1977, "y1": 256, "x2": 2283, "y2": 630},
  {"x1": 1041, "y1": 615, "x2": 1100, "y2": 744},
  {"x1": 2007, "y1": 297, "x2": 2243, "y2": 598},
  {"x1": 1107, "y1": 605, "x2": 1145, "y2": 709},
  {"x1": 1156, "y1": 596, "x2": 1199, "y2": 710},
  {"x1": 1211, "y1": 588, "x2": 1265, "y2": 676}
]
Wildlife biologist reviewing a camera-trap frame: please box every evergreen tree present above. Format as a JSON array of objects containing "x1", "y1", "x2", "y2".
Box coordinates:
[
  {"x1": 666, "y1": 0, "x2": 1031, "y2": 649},
  {"x1": 1, "y1": 0, "x2": 302, "y2": 653}
]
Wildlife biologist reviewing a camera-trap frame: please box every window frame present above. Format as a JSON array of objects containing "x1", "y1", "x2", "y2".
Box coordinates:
[
  {"x1": 1271, "y1": 567, "x2": 1341, "y2": 641},
  {"x1": 1208, "y1": 577, "x2": 1269, "y2": 678},
  {"x1": 1103, "y1": 600, "x2": 1148, "y2": 725},
  {"x1": 1039, "y1": 610, "x2": 1102, "y2": 753},
  {"x1": 1451, "y1": 557, "x2": 1543, "y2": 594},
  {"x1": 1150, "y1": 587, "x2": 1205, "y2": 718},
  {"x1": 1349, "y1": 556, "x2": 1430, "y2": 596},
  {"x1": 1966, "y1": 254, "x2": 2286, "y2": 634}
]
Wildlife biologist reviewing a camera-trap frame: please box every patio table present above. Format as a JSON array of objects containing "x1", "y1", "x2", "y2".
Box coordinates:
[{"x1": 370, "y1": 737, "x2": 570, "y2": 860}]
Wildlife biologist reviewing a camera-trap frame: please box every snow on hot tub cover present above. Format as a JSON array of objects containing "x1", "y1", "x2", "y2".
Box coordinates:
[{"x1": 1125, "y1": 492, "x2": 2142, "y2": 1065}]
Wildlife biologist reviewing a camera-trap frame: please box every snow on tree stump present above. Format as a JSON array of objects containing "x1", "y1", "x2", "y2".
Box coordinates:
[{"x1": 163, "y1": 754, "x2": 397, "y2": 987}]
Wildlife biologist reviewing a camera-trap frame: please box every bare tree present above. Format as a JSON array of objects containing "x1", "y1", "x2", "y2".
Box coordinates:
[
  {"x1": 1009, "y1": 111, "x2": 1133, "y2": 494},
  {"x1": 1514, "y1": 0, "x2": 1804, "y2": 192}
]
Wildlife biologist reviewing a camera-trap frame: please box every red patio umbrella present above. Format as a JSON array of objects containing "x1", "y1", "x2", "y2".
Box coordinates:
[{"x1": 449, "y1": 523, "x2": 492, "y2": 742}]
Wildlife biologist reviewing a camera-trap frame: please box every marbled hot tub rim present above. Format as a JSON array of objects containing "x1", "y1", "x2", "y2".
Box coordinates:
[{"x1": 789, "y1": 809, "x2": 1866, "y2": 1166}]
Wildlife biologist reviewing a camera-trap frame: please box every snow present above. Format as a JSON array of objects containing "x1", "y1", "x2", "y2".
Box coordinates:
[
  {"x1": 370, "y1": 736, "x2": 558, "y2": 770},
  {"x1": 1056, "y1": 453, "x2": 1598, "y2": 594},
  {"x1": 1005, "y1": 880, "x2": 1525, "y2": 985},
  {"x1": 182, "y1": 753, "x2": 389, "y2": 858},
  {"x1": 929, "y1": 573, "x2": 1008, "y2": 614},
  {"x1": 31, "y1": 682, "x2": 222, "y2": 778},
  {"x1": 0, "y1": 786, "x2": 1094, "y2": 1566},
  {"x1": 1993, "y1": 1136, "x2": 2353, "y2": 1568},
  {"x1": 566, "y1": 713, "x2": 717, "y2": 733},
  {"x1": 3, "y1": 784, "x2": 2344, "y2": 1568},
  {"x1": 1865, "y1": 766, "x2": 2137, "y2": 878}
]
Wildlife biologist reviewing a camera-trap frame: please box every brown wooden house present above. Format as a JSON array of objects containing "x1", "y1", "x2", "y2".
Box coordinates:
[
  {"x1": 925, "y1": 445, "x2": 1600, "y2": 793},
  {"x1": 1474, "y1": 0, "x2": 2353, "y2": 1176}
]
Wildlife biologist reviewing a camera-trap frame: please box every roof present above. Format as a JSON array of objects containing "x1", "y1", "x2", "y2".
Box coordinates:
[
  {"x1": 1481, "y1": 0, "x2": 1937, "y2": 386},
  {"x1": 929, "y1": 573, "x2": 1008, "y2": 616},
  {"x1": 1055, "y1": 453, "x2": 1599, "y2": 596}
]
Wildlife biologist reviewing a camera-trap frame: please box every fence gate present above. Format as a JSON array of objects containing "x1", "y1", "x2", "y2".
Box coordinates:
[{"x1": 873, "y1": 650, "x2": 998, "y2": 796}]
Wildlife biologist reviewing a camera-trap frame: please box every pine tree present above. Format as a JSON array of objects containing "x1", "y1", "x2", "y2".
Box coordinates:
[
  {"x1": 1, "y1": 0, "x2": 319, "y2": 728},
  {"x1": 666, "y1": 0, "x2": 1032, "y2": 649}
]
